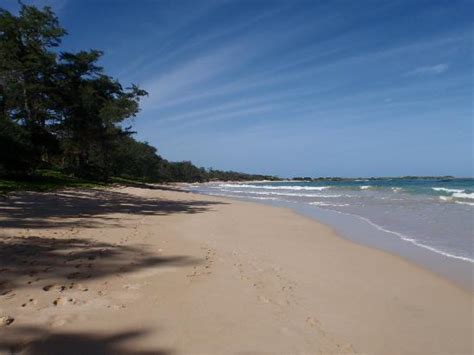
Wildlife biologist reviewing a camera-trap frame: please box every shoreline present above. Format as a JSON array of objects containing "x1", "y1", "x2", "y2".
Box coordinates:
[
  {"x1": 189, "y1": 182, "x2": 474, "y2": 291},
  {"x1": 0, "y1": 185, "x2": 472, "y2": 354},
  {"x1": 301, "y1": 201, "x2": 474, "y2": 291},
  {"x1": 193, "y1": 190, "x2": 473, "y2": 293}
]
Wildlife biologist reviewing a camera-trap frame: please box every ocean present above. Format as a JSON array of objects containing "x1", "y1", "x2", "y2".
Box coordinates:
[{"x1": 190, "y1": 178, "x2": 474, "y2": 289}]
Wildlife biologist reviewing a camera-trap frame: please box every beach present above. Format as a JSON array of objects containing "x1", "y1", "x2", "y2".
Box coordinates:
[
  {"x1": 193, "y1": 179, "x2": 474, "y2": 290},
  {"x1": 0, "y1": 185, "x2": 472, "y2": 354}
]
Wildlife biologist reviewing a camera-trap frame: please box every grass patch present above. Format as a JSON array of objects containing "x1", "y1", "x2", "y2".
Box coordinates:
[{"x1": 0, "y1": 170, "x2": 105, "y2": 195}]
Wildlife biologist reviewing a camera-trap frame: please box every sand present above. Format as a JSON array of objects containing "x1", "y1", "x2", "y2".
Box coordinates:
[{"x1": 0, "y1": 185, "x2": 472, "y2": 354}]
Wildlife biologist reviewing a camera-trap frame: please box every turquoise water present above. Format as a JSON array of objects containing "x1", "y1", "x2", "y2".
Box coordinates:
[{"x1": 192, "y1": 178, "x2": 474, "y2": 264}]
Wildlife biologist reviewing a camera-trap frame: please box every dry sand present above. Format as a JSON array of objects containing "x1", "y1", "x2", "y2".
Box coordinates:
[{"x1": 0, "y1": 185, "x2": 472, "y2": 354}]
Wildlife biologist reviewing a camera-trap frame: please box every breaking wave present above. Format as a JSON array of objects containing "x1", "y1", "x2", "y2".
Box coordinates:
[{"x1": 217, "y1": 184, "x2": 330, "y2": 191}]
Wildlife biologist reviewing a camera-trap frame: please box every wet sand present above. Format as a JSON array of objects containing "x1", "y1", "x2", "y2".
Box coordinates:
[{"x1": 0, "y1": 186, "x2": 472, "y2": 354}]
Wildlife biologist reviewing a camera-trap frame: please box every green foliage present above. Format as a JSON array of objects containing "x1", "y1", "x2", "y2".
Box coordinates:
[
  {"x1": 109, "y1": 136, "x2": 166, "y2": 181},
  {"x1": 206, "y1": 168, "x2": 278, "y2": 182},
  {"x1": 55, "y1": 52, "x2": 147, "y2": 179},
  {"x1": 167, "y1": 161, "x2": 207, "y2": 182},
  {"x1": 0, "y1": 4, "x2": 147, "y2": 181},
  {"x1": 0, "y1": 3, "x2": 66, "y2": 166}
]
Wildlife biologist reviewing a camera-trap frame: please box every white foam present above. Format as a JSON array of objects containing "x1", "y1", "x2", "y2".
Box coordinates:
[
  {"x1": 452, "y1": 192, "x2": 474, "y2": 200},
  {"x1": 360, "y1": 185, "x2": 372, "y2": 190},
  {"x1": 215, "y1": 189, "x2": 343, "y2": 198},
  {"x1": 432, "y1": 187, "x2": 464, "y2": 193},
  {"x1": 391, "y1": 187, "x2": 403, "y2": 192},
  {"x1": 206, "y1": 192, "x2": 278, "y2": 201},
  {"x1": 439, "y1": 196, "x2": 453, "y2": 202},
  {"x1": 309, "y1": 202, "x2": 349, "y2": 207},
  {"x1": 218, "y1": 184, "x2": 330, "y2": 191},
  {"x1": 247, "y1": 196, "x2": 280, "y2": 201}
]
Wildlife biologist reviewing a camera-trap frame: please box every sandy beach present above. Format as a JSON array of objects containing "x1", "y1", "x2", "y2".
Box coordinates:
[{"x1": 0, "y1": 185, "x2": 472, "y2": 354}]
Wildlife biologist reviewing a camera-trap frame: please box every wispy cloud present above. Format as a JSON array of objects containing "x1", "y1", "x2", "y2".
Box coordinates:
[
  {"x1": 405, "y1": 63, "x2": 449, "y2": 76},
  {"x1": 117, "y1": 4, "x2": 290, "y2": 81},
  {"x1": 118, "y1": 0, "x2": 472, "y2": 176},
  {"x1": 146, "y1": 34, "x2": 465, "y2": 113},
  {"x1": 141, "y1": 42, "x2": 247, "y2": 110},
  {"x1": 140, "y1": 15, "x2": 321, "y2": 111}
]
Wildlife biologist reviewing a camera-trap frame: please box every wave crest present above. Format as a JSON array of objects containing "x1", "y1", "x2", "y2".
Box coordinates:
[
  {"x1": 217, "y1": 184, "x2": 330, "y2": 191},
  {"x1": 452, "y1": 192, "x2": 474, "y2": 200},
  {"x1": 432, "y1": 187, "x2": 465, "y2": 193},
  {"x1": 309, "y1": 202, "x2": 349, "y2": 207}
]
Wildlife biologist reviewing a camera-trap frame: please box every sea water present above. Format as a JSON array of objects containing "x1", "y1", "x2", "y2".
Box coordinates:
[{"x1": 190, "y1": 178, "x2": 474, "y2": 289}]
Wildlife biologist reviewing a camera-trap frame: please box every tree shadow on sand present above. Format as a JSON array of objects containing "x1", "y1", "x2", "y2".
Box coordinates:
[
  {"x1": 0, "y1": 188, "x2": 227, "y2": 229},
  {"x1": 0, "y1": 327, "x2": 172, "y2": 354},
  {"x1": 0, "y1": 188, "x2": 219, "y2": 353},
  {"x1": 0, "y1": 188, "x2": 223, "y2": 293},
  {"x1": 0, "y1": 235, "x2": 200, "y2": 293}
]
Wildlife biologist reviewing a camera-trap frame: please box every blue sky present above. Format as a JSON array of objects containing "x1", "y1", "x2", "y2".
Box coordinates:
[{"x1": 4, "y1": 0, "x2": 473, "y2": 177}]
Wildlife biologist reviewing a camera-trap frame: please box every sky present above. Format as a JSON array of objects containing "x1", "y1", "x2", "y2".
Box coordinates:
[{"x1": 3, "y1": 0, "x2": 473, "y2": 177}]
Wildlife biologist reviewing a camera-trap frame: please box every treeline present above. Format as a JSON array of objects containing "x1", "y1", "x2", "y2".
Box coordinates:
[{"x1": 0, "y1": 4, "x2": 278, "y2": 183}]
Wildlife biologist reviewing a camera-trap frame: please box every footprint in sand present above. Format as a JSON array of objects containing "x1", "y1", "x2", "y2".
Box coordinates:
[
  {"x1": 27, "y1": 277, "x2": 42, "y2": 285},
  {"x1": 53, "y1": 296, "x2": 70, "y2": 306},
  {"x1": 21, "y1": 298, "x2": 37, "y2": 307},
  {"x1": 69, "y1": 282, "x2": 89, "y2": 291},
  {"x1": 305, "y1": 316, "x2": 322, "y2": 328},
  {"x1": 43, "y1": 284, "x2": 66, "y2": 292},
  {"x1": 53, "y1": 296, "x2": 84, "y2": 306},
  {"x1": 108, "y1": 304, "x2": 127, "y2": 310},
  {"x1": 0, "y1": 315, "x2": 15, "y2": 327},
  {"x1": 186, "y1": 247, "x2": 216, "y2": 280}
]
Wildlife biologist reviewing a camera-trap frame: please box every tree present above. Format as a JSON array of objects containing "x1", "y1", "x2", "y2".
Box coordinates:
[
  {"x1": 0, "y1": 4, "x2": 66, "y2": 166},
  {"x1": 55, "y1": 50, "x2": 147, "y2": 179},
  {"x1": 109, "y1": 136, "x2": 167, "y2": 181}
]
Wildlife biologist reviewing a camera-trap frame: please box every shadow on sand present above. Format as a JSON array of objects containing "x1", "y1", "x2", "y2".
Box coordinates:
[
  {"x1": 0, "y1": 235, "x2": 199, "y2": 293},
  {"x1": 0, "y1": 187, "x2": 221, "y2": 354},
  {"x1": 0, "y1": 188, "x2": 226, "y2": 230},
  {"x1": 0, "y1": 188, "x2": 224, "y2": 292},
  {"x1": 0, "y1": 327, "x2": 172, "y2": 354}
]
